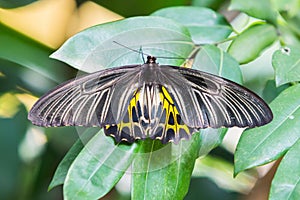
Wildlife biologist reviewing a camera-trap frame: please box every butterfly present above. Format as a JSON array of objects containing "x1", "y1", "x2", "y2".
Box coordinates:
[{"x1": 28, "y1": 55, "x2": 273, "y2": 144}]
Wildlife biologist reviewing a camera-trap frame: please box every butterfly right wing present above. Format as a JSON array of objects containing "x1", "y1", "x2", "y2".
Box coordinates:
[
  {"x1": 28, "y1": 65, "x2": 141, "y2": 127},
  {"x1": 158, "y1": 65, "x2": 273, "y2": 129}
]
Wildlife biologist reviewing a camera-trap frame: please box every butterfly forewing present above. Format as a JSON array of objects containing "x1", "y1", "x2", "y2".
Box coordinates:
[
  {"x1": 167, "y1": 66, "x2": 273, "y2": 128},
  {"x1": 28, "y1": 65, "x2": 141, "y2": 127},
  {"x1": 28, "y1": 57, "x2": 273, "y2": 144}
]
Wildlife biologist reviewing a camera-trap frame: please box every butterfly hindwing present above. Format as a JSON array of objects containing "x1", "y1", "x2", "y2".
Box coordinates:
[
  {"x1": 104, "y1": 89, "x2": 144, "y2": 143},
  {"x1": 154, "y1": 85, "x2": 194, "y2": 144},
  {"x1": 104, "y1": 84, "x2": 194, "y2": 144}
]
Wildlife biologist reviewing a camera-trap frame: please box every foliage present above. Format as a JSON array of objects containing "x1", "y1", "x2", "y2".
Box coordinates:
[{"x1": 1, "y1": 0, "x2": 300, "y2": 200}]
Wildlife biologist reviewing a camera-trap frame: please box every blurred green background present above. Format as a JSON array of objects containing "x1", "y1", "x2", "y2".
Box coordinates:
[{"x1": 0, "y1": 0, "x2": 275, "y2": 199}]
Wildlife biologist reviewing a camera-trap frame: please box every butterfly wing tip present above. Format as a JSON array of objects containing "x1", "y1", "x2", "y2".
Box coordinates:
[
  {"x1": 27, "y1": 112, "x2": 36, "y2": 122},
  {"x1": 27, "y1": 112, "x2": 48, "y2": 127},
  {"x1": 28, "y1": 118, "x2": 44, "y2": 127}
]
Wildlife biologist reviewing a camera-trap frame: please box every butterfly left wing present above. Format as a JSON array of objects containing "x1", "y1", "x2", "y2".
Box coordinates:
[{"x1": 28, "y1": 65, "x2": 141, "y2": 127}]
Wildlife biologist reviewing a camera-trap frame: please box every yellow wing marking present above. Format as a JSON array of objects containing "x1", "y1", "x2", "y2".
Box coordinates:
[
  {"x1": 105, "y1": 86, "x2": 193, "y2": 143},
  {"x1": 159, "y1": 86, "x2": 191, "y2": 141},
  {"x1": 161, "y1": 86, "x2": 174, "y2": 104},
  {"x1": 104, "y1": 89, "x2": 142, "y2": 142}
]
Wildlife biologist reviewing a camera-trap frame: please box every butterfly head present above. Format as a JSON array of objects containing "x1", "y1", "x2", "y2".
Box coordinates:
[{"x1": 146, "y1": 56, "x2": 157, "y2": 64}]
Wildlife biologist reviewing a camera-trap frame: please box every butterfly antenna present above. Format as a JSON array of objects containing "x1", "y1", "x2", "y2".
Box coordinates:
[
  {"x1": 113, "y1": 41, "x2": 150, "y2": 56},
  {"x1": 139, "y1": 46, "x2": 146, "y2": 63},
  {"x1": 113, "y1": 41, "x2": 192, "y2": 62},
  {"x1": 113, "y1": 41, "x2": 149, "y2": 63}
]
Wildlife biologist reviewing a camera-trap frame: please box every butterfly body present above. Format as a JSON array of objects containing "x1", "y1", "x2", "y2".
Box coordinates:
[{"x1": 28, "y1": 56, "x2": 273, "y2": 144}]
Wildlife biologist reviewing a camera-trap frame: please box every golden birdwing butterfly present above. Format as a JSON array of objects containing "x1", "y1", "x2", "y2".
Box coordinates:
[{"x1": 28, "y1": 56, "x2": 273, "y2": 144}]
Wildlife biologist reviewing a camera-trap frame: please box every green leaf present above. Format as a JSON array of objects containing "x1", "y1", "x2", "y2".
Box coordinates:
[
  {"x1": 284, "y1": 13, "x2": 300, "y2": 37},
  {"x1": 262, "y1": 80, "x2": 289, "y2": 103},
  {"x1": 191, "y1": 0, "x2": 224, "y2": 10},
  {"x1": 269, "y1": 138, "x2": 300, "y2": 200},
  {"x1": 193, "y1": 45, "x2": 243, "y2": 84},
  {"x1": 285, "y1": 12, "x2": 300, "y2": 37},
  {"x1": 63, "y1": 130, "x2": 139, "y2": 200},
  {"x1": 151, "y1": 6, "x2": 232, "y2": 44},
  {"x1": 229, "y1": 0, "x2": 278, "y2": 24},
  {"x1": 193, "y1": 155, "x2": 255, "y2": 193},
  {"x1": 273, "y1": 0, "x2": 300, "y2": 17},
  {"x1": 0, "y1": 103, "x2": 27, "y2": 199},
  {"x1": 132, "y1": 134, "x2": 200, "y2": 200},
  {"x1": 0, "y1": 57, "x2": 59, "y2": 96},
  {"x1": 98, "y1": 0, "x2": 187, "y2": 17},
  {"x1": 198, "y1": 128, "x2": 227, "y2": 157},
  {"x1": 234, "y1": 84, "x2": 300, "y2": 175},
  {"x1": 0, "y1": 0, "x2": 36, "y2": 8},
  {"x1": 272, "y1": 46, "x2": 300, "y2": 86},
  {"x1": 48, "y1": 128, "x2": 98, "y2": 190},
  {"x1": 228, "y1": 24, "x2": 277, "y2": 64},
  {"x1": 51, "y1": 16, "x2": 194, "y2": 73},
  {"x1": 0, "y1": 23, "x2": 75, "y2": 84},
  {"x1": 277, "y1": 24, "x2": 300, "y2": 47}
]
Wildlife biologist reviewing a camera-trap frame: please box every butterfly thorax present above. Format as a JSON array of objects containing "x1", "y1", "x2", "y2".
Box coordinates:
[{"x1": 146, "y1": 55, "x2": 156, "y2": 64}]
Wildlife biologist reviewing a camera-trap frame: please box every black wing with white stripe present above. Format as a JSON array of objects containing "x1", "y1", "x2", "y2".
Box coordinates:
[
  {"x1": 28, "y1": 65, "x2": 141, "y2": 127},
  {"x1": 159, "y1": 65, "x2": 273, "y2": 129}
]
